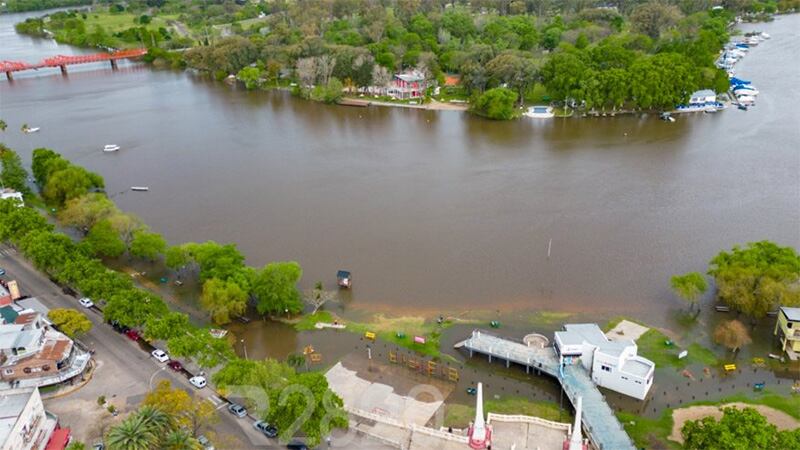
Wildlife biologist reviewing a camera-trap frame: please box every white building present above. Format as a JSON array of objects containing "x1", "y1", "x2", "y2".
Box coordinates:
[
  {"x1": 0, "y1": 190, "x2": 24, "y2": 207},
  {"x1": 554, "y1": 324, "x2": 654, "y2": 400},
  {"x1": 0, "y1": 388, "x2": 61, "y2": 450},
  {"x1": 689, "y1": 89, "x2": 716, "y2": 105}
]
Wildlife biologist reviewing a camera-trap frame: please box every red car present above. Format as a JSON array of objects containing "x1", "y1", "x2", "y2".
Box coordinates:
[
  {"x1": 167, "y1": 360, "x2": 183, "y2": 371},
  {"x1": 125, "y1": 329, "x2": 141, "y2": 341}
]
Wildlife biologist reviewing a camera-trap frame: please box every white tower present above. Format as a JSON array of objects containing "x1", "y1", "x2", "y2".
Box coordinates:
[
  {"x1": 468, "y1": 382, "x2": 491, "y2": 449},
  {"x1": 568, "y1": 396, "x2": 584, "y2": 450}
]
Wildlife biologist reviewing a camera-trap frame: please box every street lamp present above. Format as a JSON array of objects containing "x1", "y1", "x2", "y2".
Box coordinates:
[{"x1": 241, "y1": 338, "x2": 248, "y2": 360}]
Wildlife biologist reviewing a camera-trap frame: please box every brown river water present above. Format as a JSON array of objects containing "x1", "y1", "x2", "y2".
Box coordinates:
[{"x1": 1, "y1": 12, "x2": 799, "y2": 327}]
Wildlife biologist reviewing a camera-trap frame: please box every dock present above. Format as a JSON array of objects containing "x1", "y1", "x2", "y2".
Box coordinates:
[{"x1": 459, "y1": 330, "x2": 635, "y2": 450}]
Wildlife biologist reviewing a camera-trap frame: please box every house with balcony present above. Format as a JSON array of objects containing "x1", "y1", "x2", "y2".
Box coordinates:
[
  {"x1": 387, "y1": 71, "x2": 427, "y2": 100},
  {"x1": 774, "y1": 306, "x2": 800, "y2": 361},
  {"x1": 554, "y1": 323, "x2": 654, "y2": 400},
  {"x1": 0, "y1": 311, "x2": 90, "y2": 390}
]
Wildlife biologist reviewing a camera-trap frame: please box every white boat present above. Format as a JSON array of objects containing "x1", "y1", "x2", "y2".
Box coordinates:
[
  {"x1": 737, "y1": 95, "x2": 756, "y2": 105},
  {"x1": 130, "y1": 186, "x2": 149, "y2": 192},
  {"x1": 103, "y1": 144, "x2": 121, "y2": 152},
  {"x1": 760, "y1": 32, "x2": 770, "y2": 39},
  {"x1": 524, "y1": 105, "x2": 555, "y2": 118},
  {"x1": 733, "y1": 86, "x2": 759, "y2": 96},
  {"x1": 23, "y1": 127, "x2": 40, "y2": 133}
]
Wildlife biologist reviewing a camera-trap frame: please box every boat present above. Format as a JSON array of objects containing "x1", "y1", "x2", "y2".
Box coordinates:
[
  {"x1": 733, "y1": 86, "x2": 759, "y2": 96},
  {"x1": 730, "y1": 77, "x2": 751, "y2": 86},
  {"x1": 524, "y1": 105, "x2": 554, "y2": 118},
  {"x1": 737, "y1": 94, "x2": 756, "y2": 105},
  {"x1": 760, "y1": 32, "x2": 770, "y2": 39},
  {"x1": 738, "y1": 104, "x2": 748, "y2": 111},
  {"x1": 336, "y1": 270, "x2": 352, "y2": 288},
  {"x1": 130, "y1": 186, "x2": 149, "y2": 192},
  {"x1": 23, "y1": 127, "x2": 40, "y2": 133},
  {"x1": 660, "y1": 112, "x2": 675, "y2": 122},
  {"x1": 103, "y1": 144, "x2": 120, "y2": 152}
]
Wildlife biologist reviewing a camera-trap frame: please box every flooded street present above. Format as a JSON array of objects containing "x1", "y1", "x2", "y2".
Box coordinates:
[{"x1": 1, "y1": 12, "x2": 799, "y2": 327}]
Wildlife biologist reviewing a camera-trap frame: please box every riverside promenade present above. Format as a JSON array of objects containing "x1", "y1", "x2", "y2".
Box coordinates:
[{"x1": 458, "y1": 330, "x2": 635, "y2": 450}]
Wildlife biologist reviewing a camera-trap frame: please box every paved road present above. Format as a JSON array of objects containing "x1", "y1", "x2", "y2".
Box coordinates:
[{"x1": 0, "y1": 245, "x2": 395, "y2": 449}]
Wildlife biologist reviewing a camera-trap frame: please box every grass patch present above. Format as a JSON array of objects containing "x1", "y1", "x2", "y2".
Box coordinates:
[
  {"x1": 617, "y1": 410, "x2": 678, "y2": 450},
  {"x1": 294, "y1": 311, "x2": 334, "y2": 331},
  {"x1": 445, "y1": 396, "x2": 565, "y2": 428},
  {"x1": 529, "y1": 310, "x2": 573, "y2": 326},
  {"x1": 637, "y1": 329, "x2": 719, "y2": 369},
  {"x1": 38, "y1": 384, "x2": 61, "y2": 394},
  {"x1": 84, "y1": 11, "x2": 179, "y2": 34},
  {"x1": 686, "y1": 391, "x2": 800, "y2": 420}
]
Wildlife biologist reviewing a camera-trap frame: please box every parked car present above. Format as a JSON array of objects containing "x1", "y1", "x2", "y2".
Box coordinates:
[
  {"x1": 189, "y1": 376, "x2": 207, "y2": 389},
  {"x1": 92, "y1": 443, "x2": 104, "y2": 450},
  {"x1": 0, "y1": 268, "x2": 6, "y2": 276},
  {"x1": 197, "y1": 435, "x2": 214, "y2": 450},
  {"x1": 109, "y1": 320, "x2": 129, "y2": 334},
  {"x1": 125, "y1": 329, "x2": 140, "y2": 341},
  {"x1": 227, "y1": 403, "x2": 247, "y2": 418},
  {"x1": 78, "y1": 297, "x2": 94, "y2": 308},
  {"x1": 151, "y1": 349, "x2": 169, "y2": 363},
  {"x1": 167, "y1": 360, "x2": 183, "y2": 371},
  {"x1": 286, "y1": 441, "x2": 308, "y2": 450},
  {"x1": 253, "y1": 420, "x2": 278, "y2": 438},
  {"x1": 62, "y1": 286, "x2": 77, "y2": 297}
]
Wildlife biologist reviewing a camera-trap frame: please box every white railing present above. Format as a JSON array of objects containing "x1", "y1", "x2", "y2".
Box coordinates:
[
  {"x1": 411, "y1": 424, "x2": 469, "y2": 443},
  {"x1": 345, "y1": 406, "x2": 408, "y2": 428},
  {"x1": 487, "y1": 412, "x2": 571, "y2": 433},
  {"x1": 353, "y1": 427, "x2": 405, "y2": 449}
]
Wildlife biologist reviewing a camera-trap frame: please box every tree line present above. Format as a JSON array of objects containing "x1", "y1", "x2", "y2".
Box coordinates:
[
  {"x1": 16, "y1": 0, "x2": 792, "y2": 117},
  {"x1": 1, "y1": 145, "x2": 348, "y2": 446}
]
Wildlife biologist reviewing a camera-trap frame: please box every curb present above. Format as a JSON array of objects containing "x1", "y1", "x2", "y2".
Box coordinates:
[{"x1": 42, "y1": 359, "x2": 96, "y2": 400}]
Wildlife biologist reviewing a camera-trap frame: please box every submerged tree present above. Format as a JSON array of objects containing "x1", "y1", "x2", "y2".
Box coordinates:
[
  {"x1": 670, "y1": 272, "x2": 707, "y2": 312},
  {"x1": 712, "y1": 320, "x2": 751, "y2": 353}
]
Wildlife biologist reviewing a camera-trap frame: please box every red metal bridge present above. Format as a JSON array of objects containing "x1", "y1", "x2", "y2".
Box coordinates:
[{"x1": 1, "y1": 48, "x2": 147, "y2": 80}]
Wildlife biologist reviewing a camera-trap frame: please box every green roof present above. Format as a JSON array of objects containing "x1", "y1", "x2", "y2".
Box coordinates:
[{"x1": 0, "y1": 306, "x2": 18, "y2": 324}]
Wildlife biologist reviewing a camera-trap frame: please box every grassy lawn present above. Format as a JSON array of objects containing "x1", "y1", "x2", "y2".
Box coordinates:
[
  {"x1": 636, "y1": 329, "x2": 719, "y2": 370},
  {"x1": 617, "y1": 409, "x2": 678, "y2": 450},
  {"x1": 84, "y1": 11, "x2": 179, "y2": 34},
  {"x1": 294, "y1": 311, "x2": 454, "y2": 359},
  {"x1": 618, "y1": 391, "x2": 800, "y2": 449},
  {"x1": 445, "y1": 396, "x2": 565, "y2": 427}
]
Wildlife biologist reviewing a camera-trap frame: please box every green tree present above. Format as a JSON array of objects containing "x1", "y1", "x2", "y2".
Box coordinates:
[
  {"x1": 251, "y1": 262, "x2": 303, "y2": 316},
  {"x1": 708, "y1": 241, "x2": 800, "y2": 318},
  {"x1": 167, "y1": 327, "x2": 234, "y2": 368},
  {"x1": 144, "y1": 311, "x2": 191, "y2": 341},
  {"x1": 162, "y1": 430, "x2": 202, "y2": 450},
  {"x1": 200, "y1": 278, "x2": 247, "y2": 325},
  {"x1": 0, "y1": 120, "x2": 6, "y2": 131},
  {"x1": 470, "y1": 87, "x2": 518, "y2": 120},
  {"x1": 31, "y1": 148, "x2": 66, "y2": 186},
  {"x1": 670, "y1": 272, "x2": 707, "y2": 311},
  {"x1": 237, "y1": 66, "x2": 262, "y2": 90},
  {"x1": 712, "y1": 319, "x2": 751, "y2": 352},
  {"x1": 0, "y1": 145, "x2": 31, "y2": 195},
  {"x1": 165, "y1": 245, "x2": 191, "y2": 271},
  {"x1": 43, "y1": 166, "x2": 104, "y2": 205},
  {"x1": 630, "y1": 1, "x2": 682, "y2": 39},
  {"x1": 682, "y1": 406, "x2": 796, "y2": 450},
  {"x1": 58, "y1": 193, "x2": 118, "y2": 231},
  {"x1": 65, "y1": 443, "x2": 86, "y2": 450},
  {"x1": 103, "y1": 289, "x2": 169, "y2": 328},
  {"x1": 129, "y1": 230, "x2": 166, "y2": 260},
  {"x1": 86, "y1": 219, "x2": 126, "y2": 258},
  {"x1": 47, "y1": 308, "x2": 93, "y2": 338},
  {"x1": 144, "y1": 381, "x2": 217, "y2": 438}
]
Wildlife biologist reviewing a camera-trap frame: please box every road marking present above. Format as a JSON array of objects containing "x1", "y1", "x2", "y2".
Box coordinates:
[
  {"x1": 207, "y1": 395, "x2": 223, "y2": 406},
  {"x1": 215, "y1": 403, "x2": 227, "y2": 410}
]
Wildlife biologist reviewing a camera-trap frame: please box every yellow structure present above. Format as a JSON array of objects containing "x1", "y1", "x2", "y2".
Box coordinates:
[{"x1": 774, "y1": 306, "x2": 800, "y2": 358}]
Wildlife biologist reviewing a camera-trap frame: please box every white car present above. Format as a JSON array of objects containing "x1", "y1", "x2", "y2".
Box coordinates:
[
  {"x1": 78, "y1": 298, "x2": 94, "y2": 308},
  {"x1": 151, "y1": 349, "x2": 169, "y2": 363},
  {"x1": 189, "y1": 376, "x2": 207, "y2": 389}
]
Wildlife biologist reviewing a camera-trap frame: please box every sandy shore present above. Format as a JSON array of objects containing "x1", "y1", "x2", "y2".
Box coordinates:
[{"x1": 669, "y1": 402, "x2": 800, "y2": 443}]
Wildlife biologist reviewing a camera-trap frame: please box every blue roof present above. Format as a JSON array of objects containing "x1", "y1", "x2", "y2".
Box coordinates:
[{"x1": 782, "y1": 307, "x2": 800, "y2": 321}]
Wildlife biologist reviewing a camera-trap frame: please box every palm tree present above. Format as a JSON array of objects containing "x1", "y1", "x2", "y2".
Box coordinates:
[
  {"x1": 162, "y1": 430, "x2": 202, "y2": 450},
  {"x1": 136, "y1": 405, "x2": 173, "y2": 436},
  {"x1": 106, "y1": 415, "x2": 157, "y2": 450}
]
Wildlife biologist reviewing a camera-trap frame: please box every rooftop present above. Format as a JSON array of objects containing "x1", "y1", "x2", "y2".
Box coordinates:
[
  {"x1": 395, "y1": 72, "x2": 424, "y2": 83},
  {"x1": 556, "y1": 323, "x2": 633, "y2": 357},
  {"x1": 621, "y1": 357, "x2": 653, "y2": 377},
  {"x1": 0, "y1": 388, "x2": 36, "y2": 445},
  {"x1": 781, "y1": 306, "x2": 800, "y2": 322},
  {"x1": 0, "y1": 307, "x2": 17, "y2": 325}
]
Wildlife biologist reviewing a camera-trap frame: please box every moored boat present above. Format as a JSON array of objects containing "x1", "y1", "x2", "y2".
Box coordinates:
[
  {"x1": 524, "y1": 105, "x2": 555, "y2": 118},
  {"x1": 103, "y1": 144, "x2": 121, "y2": 152}
]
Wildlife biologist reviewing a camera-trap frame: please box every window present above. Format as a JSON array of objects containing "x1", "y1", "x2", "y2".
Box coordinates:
[
  {"x1": 42, "y1": 365, "x2": 50, "y2": 371},
  {"x1": 601, "y1": 365, "x2": 611, "y2": 372},
  {"x1": 621, "y1": 376, "x2": 629, "y2": 380},
  {"x1": 3, "y1": 368, "x2": 12, "y2": 375},
  {"x1": 23, "y1": 367, "x2": 31, "y2": 374},
  {"x1": 788, "y1": 322, "x2": 793, "y2": 329}
]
